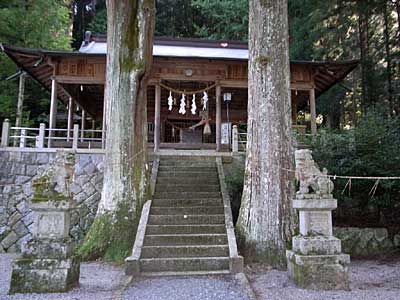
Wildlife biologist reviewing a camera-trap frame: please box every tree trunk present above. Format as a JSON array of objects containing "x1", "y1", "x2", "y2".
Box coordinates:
[
  {"x1": 383, "y1": 1, "x2": 393, "y2": 112},
  {"x1": 236, "y1": 0, "x2": 295, "y2": 269},
  {"x1": 79, "y1": 0, "x2": 155, "y2": 262}
]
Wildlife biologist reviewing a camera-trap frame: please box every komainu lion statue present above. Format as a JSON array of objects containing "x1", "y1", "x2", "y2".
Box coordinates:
[{"x1": 295, "y1": 149, "x2": 334, "y2": 196}]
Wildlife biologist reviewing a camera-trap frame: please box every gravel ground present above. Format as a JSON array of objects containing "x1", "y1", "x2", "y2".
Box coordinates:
[
  {"x1": 124, "y1": 275, "x2": 250, "y2": 300},
  {"x1": 2, "y1": 253, "x2": 399, "y2": 300},
  {"x1": 0, "y1": 253, "x2": 126, "y2": 300},
  {"x1": 247, "y1": 259, "x2": 400, "y2": 300},
  {"x1": 1, "y1": 254, "x2": 250, "y2": 300}
]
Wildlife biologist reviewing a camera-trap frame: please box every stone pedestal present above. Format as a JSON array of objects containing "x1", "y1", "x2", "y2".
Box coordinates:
[
  {"x1": 286, "y1": 194, "x2": 350, "y2": 290},
  {"x1": 9, "y1": 151, "x2": 80, "y2": 294}
]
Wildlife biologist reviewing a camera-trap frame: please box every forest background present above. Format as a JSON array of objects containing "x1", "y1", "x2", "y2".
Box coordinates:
[{"x1": 0, "y1": 0, "x2": 399, "y2": 227}]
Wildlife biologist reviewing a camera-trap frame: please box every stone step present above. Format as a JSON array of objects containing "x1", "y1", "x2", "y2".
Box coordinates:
[
  {"x1": 155, "y1": 184, "x2": 220, "y2": 193},
  {"x1": 140, "y1": 257, "x2": 229, "y2": 273},
  {"x1": 154, "y1": 191, "x2": 221, "y2": 199},
  {"x1": 156, "y1": 177, "x2": 219, "y2": 185},
  {"x1": 158, "y1": 166, "x2": 217, "y2": 173},
  {"x1": 141, "y1": 270, "x2": 231, "y2": 277},
  {"x1": 141, "y1": 245, "x2": 229, "y2": 258},
  {"x1": 146, "y1": 224, "x2": 226, "y2": 235},
  {"x1": 157, "y1": 171, "x2": 219, "y2": 178},
  {"x1": 147, "y1": 214, "x2": 225, "y2": 225},
  {"x1": 143, "y1": 234, "x2": 228, "y2": 246},
  {"x1": 160, "y1": 156, "x2": 216, "y2": 162},
  {"x1": 152, "y1": 198, "x2": 222, "y2": 207},
  {"x1": 160, "y1": 161, "x2": 216, "y2": 168},
  {"x1": 151, "y1": 206, "x2": 224, "y2": 215}
]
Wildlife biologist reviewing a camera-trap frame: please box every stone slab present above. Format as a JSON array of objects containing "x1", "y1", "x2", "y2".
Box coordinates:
[
  {"x1": 286, "y1": 250, "x2": 350, "y2": 291},
  {"x1": 299, "y1": 210, "x2": 332, "y2": 236},
  {"x1": 9, "y1": 257, "x2": 80, "y2": 294},
  {"x1": 293, "y1": 198, "x2": 337, "y2": 210},
  {"x1": 21, "y1": 238, "x2": 75, "y2": 259},
  {"x1": 33, "y1": 210, "x2": 71, "y2": 239},
  {"x1": 292, "y1": 235, "x2": 342, "y2": 255}
]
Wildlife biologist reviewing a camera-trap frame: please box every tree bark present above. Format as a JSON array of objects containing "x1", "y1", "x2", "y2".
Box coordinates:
[
  {"x1": 383, "y1": 1, "x2": 393, "y2": 112},
  {"x1": 79, "y1": 0, "x2": 155, "y2": 262},
  {"x1": 236, "y1": 0, "x2": 295, "y2": 269}
]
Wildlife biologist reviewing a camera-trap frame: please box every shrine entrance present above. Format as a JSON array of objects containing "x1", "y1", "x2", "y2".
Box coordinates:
[{"x1": 147, "y1": 80, "x2": 247, "y2": 152}]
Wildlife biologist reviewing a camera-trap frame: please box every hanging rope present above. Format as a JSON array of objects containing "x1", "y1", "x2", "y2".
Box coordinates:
[{"x1": 159, "y1": 82, "x2": 217, "y2": 95}]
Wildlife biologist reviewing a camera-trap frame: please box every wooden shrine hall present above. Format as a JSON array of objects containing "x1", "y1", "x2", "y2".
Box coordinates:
[{"x1": 1, "y1": 34, "x2": 358, "y2": 151}]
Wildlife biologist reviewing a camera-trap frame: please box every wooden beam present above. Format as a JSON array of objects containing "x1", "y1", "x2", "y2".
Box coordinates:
[
  {"x1": 220, "y1": 80, "x2": 248, "y2": 88},
  {"x1": 154, "y1": 84, "x2": 161, "y2": 152},
  {"x1": 54, "y1": 75, "x2": 105, "y2": 85},
  {"x1": 309, "y1": 88, "x2": 317, "y2": 135},
  {"x1": 290, "y1": 82, "x2": 315, "y2": 90}
]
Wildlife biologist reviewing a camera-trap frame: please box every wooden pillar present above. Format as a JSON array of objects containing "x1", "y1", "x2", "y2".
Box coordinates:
[
  {"x1": 102, "y1": 89, "x2": 107, "y2": 149},
  {"x1": 67, "y1": 97, "x2": 74, "y2": 142},
  {"x1": 14, "y1": 73, "x2": 26, "y2": 147},
  {"x1": 48, "y1": 78, "x2": 58, "y2": 147},
  {"x1": 309, "y1": 88, "x2": 317, "y2": 135},
  {"x1": 154, "y1": 84, "x2": 161, "y2": 152},
  {"x1": 216, "y1": 85, "x2": 221, "y2": 152},
  {"x1": 80, "y1": 109, "x2": 86, "y2": 142},
  {"x1": 292, "y1": 90, "x2": 298, "y2": 125},
  {"x1": 15, "y1": 73, "x2": 25, "y2": 128}
]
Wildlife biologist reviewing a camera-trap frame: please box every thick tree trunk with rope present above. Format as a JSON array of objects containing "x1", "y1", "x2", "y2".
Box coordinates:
[
  {"x1": 79, "y1": 0, "x2": 155, "y2": 262},
  {"x1": 236, "y1": 0, "x2": 295, "y2": 269}
]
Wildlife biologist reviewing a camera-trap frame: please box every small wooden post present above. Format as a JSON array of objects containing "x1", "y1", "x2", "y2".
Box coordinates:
[
  {"x1": 91, "y1": 119, "x2": 96, "y2": 139},
  {"x1": 216, "y1": 85, "x2": 222, "y2": 152},
  {"x1": 67, "y1": 97, "x2": 74, "y2": 142},
  {"x1": 232, "y1": 125, "x2": 239, "y2": 153},
  {"x1": 36, "y1": 123, "x2": 46, "y2": 148},
  {"x1": 72, "y1": 124, "x2": 79, "y2": 150},
  {"x1": 1, "y1": 119, "x2": 10, "y2": 147},
  {"x1": 102, "y1": 88, "x2": 107, "y2": 149},
  {"x1": 154, "y1": 84, "x2": 161, "y2": 152},
  {"x1": 309, "y1": 88, "x2": 317, "y2": 135},
  {"x1": 48, "y1": 78, "x2": 58, "y2": 148},
  {"x1": 19, "y1": 129, "x2": 26, "y2": 148},
  {"x1": 80, "y1": 110, "x2": 86, "y2": 143}
]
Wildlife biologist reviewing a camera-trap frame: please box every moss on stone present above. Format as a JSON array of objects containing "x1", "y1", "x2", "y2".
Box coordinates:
[
  {"x1": 77, "y1": 199, "x2": 142, "y2": 264},
  {"x1": 31, "y1": 174, "x2": 69, "y2": 203}
]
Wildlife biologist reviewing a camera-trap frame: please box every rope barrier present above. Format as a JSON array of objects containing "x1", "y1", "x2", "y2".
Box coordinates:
[{"x1": 159, "y1": 82, "x2": 217, "y2": 95}]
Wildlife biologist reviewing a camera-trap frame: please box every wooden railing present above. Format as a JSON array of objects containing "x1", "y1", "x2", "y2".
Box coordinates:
[
  {"x1": 1, "y1": 119, "x2": 105, "y2": 149},
  {"x1": 231, "y1": 124, "x2": 313, "y2": 153}
]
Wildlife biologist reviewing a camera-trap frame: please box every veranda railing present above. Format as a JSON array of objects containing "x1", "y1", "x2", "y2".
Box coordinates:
[{"x1": 1, "y1": 119, "x2": 105, "y2": 149}]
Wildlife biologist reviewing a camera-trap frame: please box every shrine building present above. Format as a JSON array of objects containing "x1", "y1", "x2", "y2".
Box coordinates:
[{"x1": 1, "y1": 33, "x2": 358, "y2": 152}]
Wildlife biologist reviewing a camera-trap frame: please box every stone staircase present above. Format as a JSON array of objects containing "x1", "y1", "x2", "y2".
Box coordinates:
[{"x1": 138, "y1": 156, "x2": 231, "y2": 275}]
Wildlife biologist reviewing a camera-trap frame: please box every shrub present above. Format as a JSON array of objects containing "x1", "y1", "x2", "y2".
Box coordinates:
[{"x1": 311, "y1": 111, "x2": 400, "y2": 226}]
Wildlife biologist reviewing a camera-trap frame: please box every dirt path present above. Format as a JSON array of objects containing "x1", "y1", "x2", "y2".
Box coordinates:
[{"x1": 247, "y1": 259, "x2": 400, "y2": 300}]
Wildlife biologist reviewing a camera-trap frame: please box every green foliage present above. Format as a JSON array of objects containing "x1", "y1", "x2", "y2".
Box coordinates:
[
  {"x1": 192, "y1": 0, "x2": 248, "y2": 40},
  {"x1": 87, "y1": 8, "x2": 107, "y2": 34},
  {"x1": 0, "y1": 0, "x2": 71, "y2": 126},
  {"x1": 311, "y1": 111, "x2": 400, "y2": 223}
]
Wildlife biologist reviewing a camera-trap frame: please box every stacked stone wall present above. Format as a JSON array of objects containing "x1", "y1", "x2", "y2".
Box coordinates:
[{"x1": 0, "y1": 150, "x2": 104, "y2": 253}]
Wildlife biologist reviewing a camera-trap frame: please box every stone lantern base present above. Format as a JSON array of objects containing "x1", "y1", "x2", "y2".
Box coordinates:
[
  {"x1": 9, "y1": 238, "x2": 80, "y2": 294},
  {"x1": 286, "y1": 250, "x2": 350, "y2": 290}
]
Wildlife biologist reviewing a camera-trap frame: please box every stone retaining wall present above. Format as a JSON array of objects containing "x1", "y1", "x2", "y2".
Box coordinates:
[
  {"x1": 0, "y1": 150, "x2": 104, "y2": 253},
  {"x1": 334, "y1": 227, "x2": 400, "y2": 257}
]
